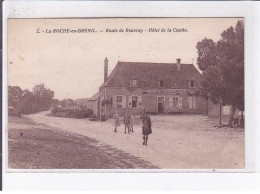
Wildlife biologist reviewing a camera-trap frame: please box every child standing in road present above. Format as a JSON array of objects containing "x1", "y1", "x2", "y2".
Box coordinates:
[
  {"x1": 113, "y1": 110, "x2": 120, "y2": 133},
  {"x1": 129, "y1": 111, "x2": 134, "y2": 132}
]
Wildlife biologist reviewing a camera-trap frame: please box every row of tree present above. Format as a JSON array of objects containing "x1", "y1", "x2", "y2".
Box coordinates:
[
  {"x1": 8, "y1": 84, "x2": 56, "y2": 114},
  {"x1": 196, "y1": 20, "x2": 244, "y2": 127}
]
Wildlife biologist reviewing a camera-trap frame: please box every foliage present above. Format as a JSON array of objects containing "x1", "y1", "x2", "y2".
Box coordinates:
[
  {"x1": 50, "y1": 107, "x2": 94, "y2": 119},
  {"x1": 8, "y1": 86, "x2": 23, "y2": 108},
  {"x1": 33, "y1": 84, "x2": 54, "y2": 111},
  {"x1": 101, "y1": 99, "x2": 112, "y2": 107},
  {"x1": 8, "y1": 84, "x2": 55, "y2": 115},
  {"x1": 18, "y1": 90, "x2": 35, "y2": 114},
  {"x1": 196, "y1": 20, "x2": 244, "y2": 126}
]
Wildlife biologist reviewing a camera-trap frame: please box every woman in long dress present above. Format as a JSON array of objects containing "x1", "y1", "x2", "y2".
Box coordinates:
[{"x1": 142, "y1": 112, "x2": 152, "y2": 145}]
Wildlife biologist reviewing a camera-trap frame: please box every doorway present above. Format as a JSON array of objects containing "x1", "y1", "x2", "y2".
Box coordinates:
[{"x1": 157, "y1": 96, "x2": 165, "y2": 113}]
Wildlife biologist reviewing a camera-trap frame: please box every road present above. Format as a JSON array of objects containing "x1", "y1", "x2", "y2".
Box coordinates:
[
  {"x1": 23, "y1": 111, "x2": 245, "y2": 169},
  {"x1": 8, "y1": 116, "x2": 158, "y2": 169}
]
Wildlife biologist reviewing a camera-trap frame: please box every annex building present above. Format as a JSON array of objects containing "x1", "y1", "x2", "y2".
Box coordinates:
[{"x1": 91, "y1": 57, "x2": 208, "y2": 118}]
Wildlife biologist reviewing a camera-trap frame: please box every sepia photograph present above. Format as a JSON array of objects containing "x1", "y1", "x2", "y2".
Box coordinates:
[{"x1": 7, "y1": 18, "x2": 245, "y2": 170}]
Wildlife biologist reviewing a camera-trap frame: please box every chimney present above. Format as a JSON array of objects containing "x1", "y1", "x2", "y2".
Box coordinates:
[
  {"x1": 104, "y1": 57, "x2": 108, "y2": 82},
  {"x1": 176, "y1": 58, "x2": 181, "y2": 71}
]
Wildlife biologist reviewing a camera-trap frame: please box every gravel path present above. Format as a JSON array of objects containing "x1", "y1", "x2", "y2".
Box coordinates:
[{"x1": 8, "y1": 116, "x2": 158, "y2": 169}]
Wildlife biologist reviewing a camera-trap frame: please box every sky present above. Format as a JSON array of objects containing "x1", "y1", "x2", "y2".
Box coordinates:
[{"x1": 8, "y1": 18, "x2": 242, "y2": 100}]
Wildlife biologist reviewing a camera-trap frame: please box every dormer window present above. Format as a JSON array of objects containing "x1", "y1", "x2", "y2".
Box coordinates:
[
  {"x1": 130, "y1": 79, "x2": 138, "y2": 87},
  {"x1": 158, "y1": 80, "x2": 165, "y2": 88},
  {"x1": 188, "y1": 80, "x2": 195, "y2": 88}
]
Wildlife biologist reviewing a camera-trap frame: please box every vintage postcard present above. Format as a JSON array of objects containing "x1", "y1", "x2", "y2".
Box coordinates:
[{"x1": 7, "y1": 17, "x2": 245, "y2": 170}]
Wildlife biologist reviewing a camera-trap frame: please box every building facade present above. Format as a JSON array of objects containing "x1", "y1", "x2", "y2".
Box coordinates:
[{"x1": 97, "y1": 58, "x2": 208, "y2": 117}]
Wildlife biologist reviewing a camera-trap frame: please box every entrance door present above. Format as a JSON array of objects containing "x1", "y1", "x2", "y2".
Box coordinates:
[{"x1": 158, "y1": 96, "x2": 165, "y2": 113}]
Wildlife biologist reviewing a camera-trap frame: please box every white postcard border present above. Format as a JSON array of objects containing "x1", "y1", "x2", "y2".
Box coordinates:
[{"x1": 2, "y1": 0, "x2": 259, "y2": 190}]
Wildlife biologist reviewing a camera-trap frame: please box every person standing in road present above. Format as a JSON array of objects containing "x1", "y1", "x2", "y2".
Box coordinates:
[
  {"x1": 113, "y1": 110, "x2": 120, "y2": 133},
  {"x1": 142, "y1": 111, "x2": 152, "y2": 145},
  {"x1": 129, "y1": 111, "x2": 134, "y2": 132},
  {"x1": 124, "y1": 111, "x2": 131, "y2": 134}
]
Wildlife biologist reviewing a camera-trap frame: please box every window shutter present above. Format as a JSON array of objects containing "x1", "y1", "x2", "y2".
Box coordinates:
[
  {"x1": 169, "y1": 96, "x2": 173, "y2": 108},
  {"x1": 188, "y1": 97, "x2": 193, "y2": 109},
  {"x1": 122, "y1": 96, "x2": 127, "y2": 108},
  {"x1": 192, "y1": 97, "x2": 196, "y2": 109},
  {"x1": 128, "y1": 96, "x2": 132, "y2": 108},
  {"x1": 178, "y1": 97, "x2": 183, "y2": 109},
  {"x1": 138, "y1": 96, "x2": 142, "y2": 107},
  {"x1": 113, "y1": 96, "x2": 117, "y2": 108}
]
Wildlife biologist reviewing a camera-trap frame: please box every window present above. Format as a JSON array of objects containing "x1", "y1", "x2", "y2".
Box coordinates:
[
  {"x1": 172, "y1": 97, "x2": 178, "y2": 108},
  {"x1": 132, "y1": 79, "x2": 137, "y2": 86},
  {"x1": 130, "y1": 79, "x2": 138, "y2": 87},
  {"x1": 169, "y1": 96, "x2": 182, "y2": 110},
  {"x1": 172, "y1": 81, "x2": 177, "y2": 87},
  {"x1": 132, "y1": 96, "x2": 138, "y2": 107},
  {"x1": 114, "y1": 95, "x2": 122, "y2": 108},
  {"x1": 189, "y1": 81, "x2": 195, "y2": 88},
  {"x1": 116, "y1": 96, "x2": 122, "y2": 102},
  {"x1": 113, "y1": 95, "x2": 127, "y2": 108},
  {"x1": 158, "y1": 80, "x2": 165, "y2": 88},
  {"x1": 128, "y1": 96, "x2": 142, "y2": 108}
]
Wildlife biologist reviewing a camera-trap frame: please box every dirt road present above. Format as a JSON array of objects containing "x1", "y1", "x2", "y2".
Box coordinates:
[
  {"x1": 24, "y1": 111, "x2": 245, "y2": 169},
  {"x1": 8, "y1": 116, "x2": 158, "y2": 169}
]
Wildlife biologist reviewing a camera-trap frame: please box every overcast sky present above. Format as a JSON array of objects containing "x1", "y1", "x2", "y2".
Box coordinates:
[{"x1": 8, "y1": 18, "x2": 242, "y2": 100}]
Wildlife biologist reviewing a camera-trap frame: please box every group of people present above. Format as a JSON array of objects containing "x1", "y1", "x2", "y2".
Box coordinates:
[{"x1": 112, "y1": 110, "x2": 152, "y2": 145}]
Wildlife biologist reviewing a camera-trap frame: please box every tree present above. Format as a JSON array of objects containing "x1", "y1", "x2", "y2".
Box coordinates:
[
  {"x1": 17, "y1": 90, "x2": 35, "y2": 114},
  {"x1": 8, "y1": 86, "x2": 23, "y2": 108},
  {"x1": 32, "y1": 84, "x2": 54, "y2": 111},
  {"x1": 196, "y1": 20, "x2": 244, "y2": 127}
]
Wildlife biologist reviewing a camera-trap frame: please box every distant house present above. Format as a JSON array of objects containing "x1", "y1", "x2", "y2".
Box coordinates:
[
  {"x1": 95, "y1": 57, "x2": 208, "y2": 118},
  {"x1": 61, "y1": 99, "x2": 79, "y2": 110}
]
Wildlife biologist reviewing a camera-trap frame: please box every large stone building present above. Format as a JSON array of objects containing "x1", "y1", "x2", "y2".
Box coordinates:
[{"x1": 94, "y1": 57, "x2": 208, "y2": 117}]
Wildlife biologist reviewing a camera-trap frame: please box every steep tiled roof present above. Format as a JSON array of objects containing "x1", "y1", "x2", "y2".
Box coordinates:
[
  {"x1": 102, "y1": 61, "x2": 202, "y2": 89},
  {"x1": 88, "y1": 92, "x2": 100, "y2": 101}
]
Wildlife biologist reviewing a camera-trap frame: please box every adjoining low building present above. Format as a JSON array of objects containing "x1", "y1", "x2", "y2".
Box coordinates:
[
  {"x1": 96, "y1": 57, "x2": 208, "y2": 118},
  {"x1": 87, "y1": 92, "x2": 100, "y2": 116}
]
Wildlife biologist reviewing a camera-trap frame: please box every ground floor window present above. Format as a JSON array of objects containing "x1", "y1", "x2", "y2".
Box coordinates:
[
  {"x1": 116, "y1": 96, "x2": 122, "y2": 103},
  {"x1": 128, "y1": 96, "x2": 142, "y2": 108},
  {"x1": 169, "y1": 96, "x2": 182, "y2": 110},
  {"x1": 113, "y1": 95, "x2": 127, "y2": 108}
]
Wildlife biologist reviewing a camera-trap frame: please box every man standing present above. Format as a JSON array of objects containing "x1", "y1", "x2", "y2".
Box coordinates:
[
  {"x1": 142, "y1": 111, "x2": 152, "y2": 145},
  {"x1": 124, "y1": 111, "x2": 131, "y2": 134}
]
